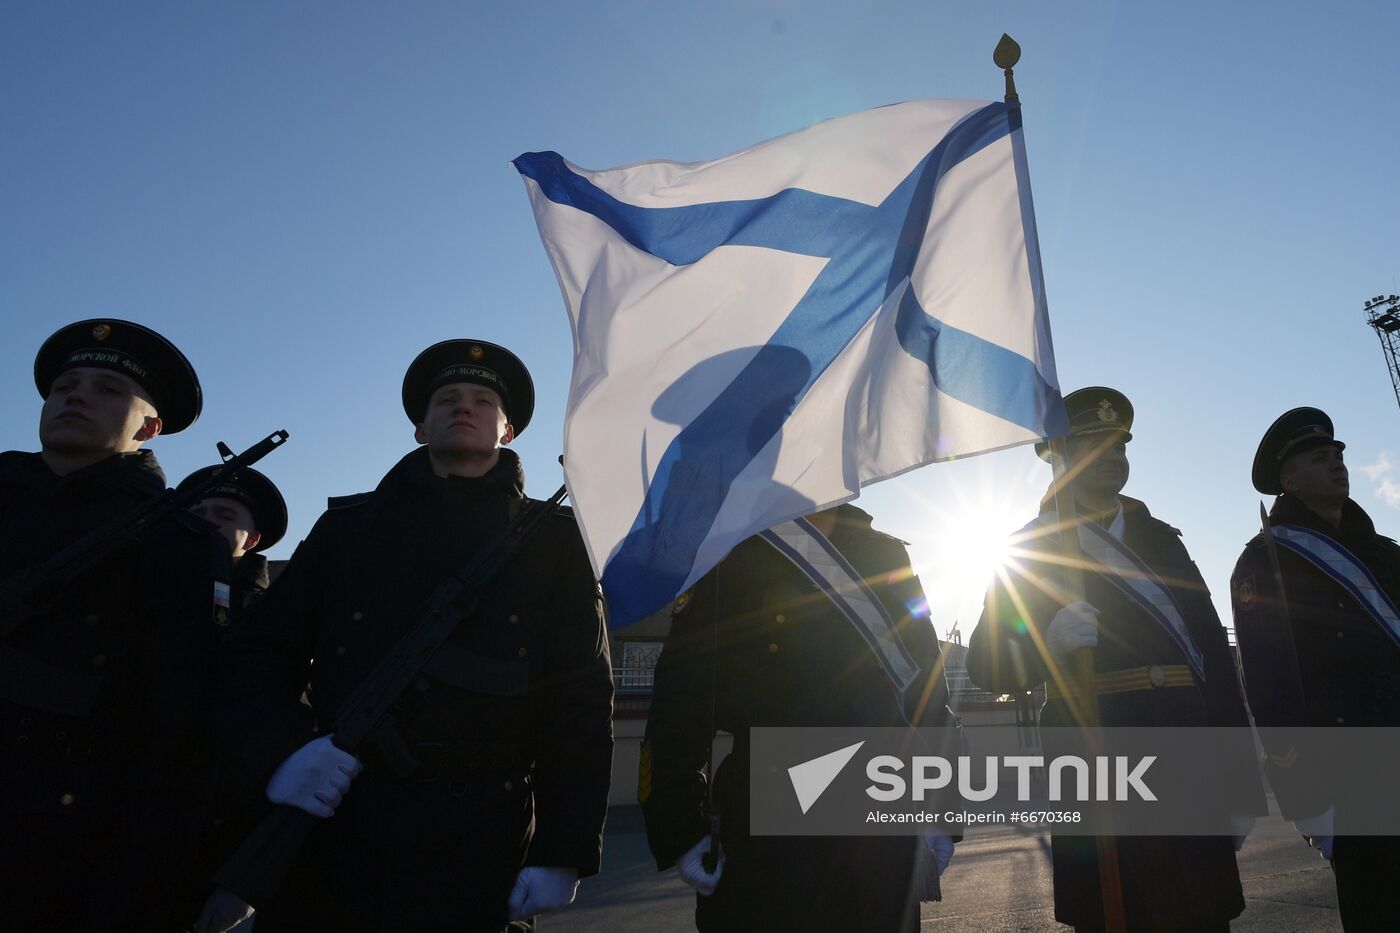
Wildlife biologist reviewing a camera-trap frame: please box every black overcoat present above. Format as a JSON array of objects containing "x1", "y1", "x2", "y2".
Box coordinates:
[
  {"x1": 967, "y1": 495, "x2": 1264, "y2": 931},
  {"x1": 213, "y1": 447, "x2": 613, "y2": 932},
  {"x1": 0, "y1": 449, "x2": 230, "y2": 931},
  {"x1": 1231, "y1": 494, "x2": 1400, "y2": 930},
  {"x1": 641, "y1": 505, "x2": 950, "y2": 933}
]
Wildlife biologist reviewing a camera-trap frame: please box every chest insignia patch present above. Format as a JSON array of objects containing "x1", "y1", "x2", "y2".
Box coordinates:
[
  {"x1": 1235, "y1": 577, "x2": 1256, "y2": 607},
  {"x1": 213, "y1": 580, "x2": 231, "y2": 627}
]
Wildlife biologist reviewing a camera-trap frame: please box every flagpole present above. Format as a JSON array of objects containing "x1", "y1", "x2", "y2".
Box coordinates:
[
  {"x1": 996, "y1": 34, "x2": 1126, "y2": 932},
  {"x1": 701, "y1": 561, "x2": 722, "y2": 874}
]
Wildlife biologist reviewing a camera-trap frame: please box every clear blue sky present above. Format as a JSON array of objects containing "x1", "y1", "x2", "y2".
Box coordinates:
[{"x1": 3, "y1": 1, "x2": 1397, "y2": 639}]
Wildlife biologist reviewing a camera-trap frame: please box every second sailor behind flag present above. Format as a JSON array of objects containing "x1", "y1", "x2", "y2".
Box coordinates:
[{"x1": 965, "y1": 386, "x2": 1265, "y2": 932}]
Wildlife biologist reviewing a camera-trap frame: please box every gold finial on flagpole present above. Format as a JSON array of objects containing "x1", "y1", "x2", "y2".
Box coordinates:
[{"x1": 994, "y1": 33, "x2": 1021, "y2": 102}]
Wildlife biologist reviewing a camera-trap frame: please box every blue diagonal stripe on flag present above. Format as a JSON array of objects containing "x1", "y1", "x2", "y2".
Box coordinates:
[
  {"x1": 895, "y1": 286, "x2": 1062, "y2": 435},
  {"x1": 516, "y1": 98, "x2": 1066, "y2": 627}
]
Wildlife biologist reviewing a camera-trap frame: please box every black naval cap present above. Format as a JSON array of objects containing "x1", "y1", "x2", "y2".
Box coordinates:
[
  {"x1": 401, "y1": 339, "x2": 535, "y2": 436},
  {"x1": 1251, "y1": 407, "x2": 1345, "y2": 495},
  {"x1": 34, "y1": 318, "x2": 203, "y2": 434},
  {"x1": 177, "y1": 465, "x2": 288, "y2": 552},
  {"x1": 1035, "y1": 386, "x2": 1134, "y2": 461}
]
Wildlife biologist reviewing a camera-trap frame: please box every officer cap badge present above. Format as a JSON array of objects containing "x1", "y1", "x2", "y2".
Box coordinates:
[{"x1": 1035, "y1": 386, "x2": 1134, "y2": 461}]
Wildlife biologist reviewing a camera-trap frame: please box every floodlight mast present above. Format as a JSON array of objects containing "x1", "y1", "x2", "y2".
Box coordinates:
[{"x1": 1365, "y1": 293, "x2": 1400, "y2": 416}]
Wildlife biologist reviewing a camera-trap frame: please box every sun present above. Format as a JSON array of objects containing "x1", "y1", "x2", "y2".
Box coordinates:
[
  {"x1": 891, "y1": 467, "x2": 1040, "y2": 640},
  {"x1": 914, "y1": 495, "x2": 1022, "y2": 601},
  {"x1": 944, "y1": 514, "x2": 1013, "y2": 582}
]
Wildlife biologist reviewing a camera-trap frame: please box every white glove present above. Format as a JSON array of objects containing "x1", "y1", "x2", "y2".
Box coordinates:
[
  {"x1": 1047, "y1": 601, "x2": 1100, "y2": 665},
  {"x1": 1228, "y1": 814, "x2": 1256, "y2": 852},
  {"x1": 507, "y1": 866, "x2": 579, "y2": 920},
  {"x1": 265, "y1": 734, "x2": 363, "y2": 818},
  {"x1": 1294, "y1": 807, "x2": 1335, "y2": 860},
  {"x1": 676, "y1": 835, "x2": 725, "y2": 896},
  {"x1": 926, "y1": 833, "x2": 955, "y2": 875}
]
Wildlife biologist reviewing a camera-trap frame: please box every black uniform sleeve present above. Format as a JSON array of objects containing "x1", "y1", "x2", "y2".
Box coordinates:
[
  {"x1": 1230, "y1": 542, "x2": 1330, "y2": 820},
  {"x1": 640, "y1": 570, "x2": 721, "y2": 870},
  {"x1": 524, "y1": 520, "x2": 614, "y2": 877}
]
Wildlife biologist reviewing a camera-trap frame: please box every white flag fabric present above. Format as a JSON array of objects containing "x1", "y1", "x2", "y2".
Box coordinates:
[{"x1": 515, "y1": 98, "x2": 1066, "y2": 628}]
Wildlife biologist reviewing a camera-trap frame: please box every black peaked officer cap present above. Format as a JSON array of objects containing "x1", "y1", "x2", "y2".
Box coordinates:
[
  {"x1": 1035, "y1": 386, "x2": 1134, "y2": 461},
  {"x1": 401, "y1": 339, "x2": 535, "y2": 436},
  {"x1": 34, "y1": 318, "x2": 202, "y2": 434},
  {"x1": 1251, "y1": 407, "x2": 1345, "y2": 495},
  {"x1": 177, "y1": 465, "x2": 288, "y2": 552}
]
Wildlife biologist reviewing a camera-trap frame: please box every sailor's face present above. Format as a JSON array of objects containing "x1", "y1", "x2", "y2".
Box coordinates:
[
  {"x1": 1281, "y1": 444, "x2": 1348, "y2": 504},
  {"x1": 415, "y1": 382, "x2": 513, "y2": 456},
  {"x1": 39, "y1": 367, "x2": 159, "y2": 456},
  {"x1": 190, "y1": 496, "x2": 259, "y2": 559},
  {"x1": 1067, "y1": 433, "x2": 1130, "y2": 499}
]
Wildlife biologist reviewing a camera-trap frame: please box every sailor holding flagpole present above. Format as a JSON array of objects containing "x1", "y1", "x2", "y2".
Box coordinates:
[{"x1": 966, "y1": 387, "x2": 1265, "y2": 932}]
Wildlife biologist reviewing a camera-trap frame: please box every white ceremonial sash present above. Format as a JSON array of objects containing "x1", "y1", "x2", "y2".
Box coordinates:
[
  {"x1": 1070, "y1": 520, "x2": 1206, "y2": 682},
  {"x1": 758, "y1": 517, "x2": 922, "y2": 694},
  {"x1": 1272, "y1": 524, "x2": 1400, "y2": 650}
]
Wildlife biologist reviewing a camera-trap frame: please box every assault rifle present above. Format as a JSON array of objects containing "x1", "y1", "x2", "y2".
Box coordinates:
[
  {"x1": 0, "y1": 429, "x2": 290, "y2": 640},
  {"x1": 215, "y1": 481, "x2": 569, "y2": 907}
]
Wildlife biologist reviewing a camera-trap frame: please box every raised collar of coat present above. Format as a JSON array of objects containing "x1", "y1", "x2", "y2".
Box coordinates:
[
  {"x1": 1270, "y1": 493, "x2": 1377, "y2": 546},
  {"x1": 234, "y1": 550, "x2": 271, "y2": 592},
  {"x1": 1035, "y1": 493, "x2": 1151, "y2": 535},
  {"x1": 0, "y1": 447, "x2": 166, "y2": 500},
  {"x1": 374, "y1": 445, "x2": 527, "y2": 500}
]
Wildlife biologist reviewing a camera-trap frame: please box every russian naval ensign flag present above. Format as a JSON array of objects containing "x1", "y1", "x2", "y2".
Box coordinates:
[{"x1": 514, "y1": 98, "x2": 1066, "y2": 628}]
